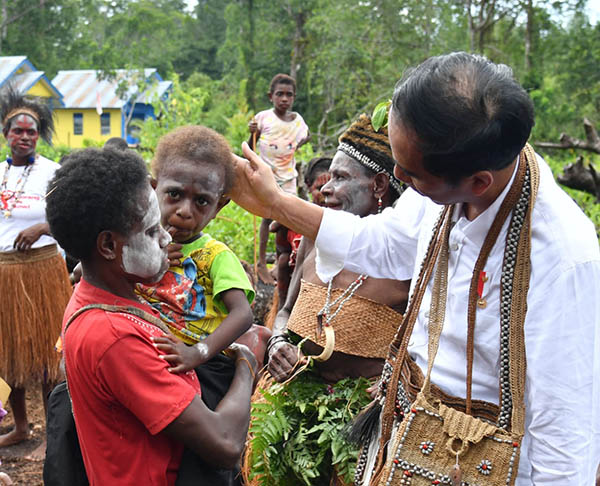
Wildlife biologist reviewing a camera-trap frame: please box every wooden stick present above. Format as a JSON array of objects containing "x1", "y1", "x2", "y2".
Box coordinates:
[{"x1": 252, "y1": 128, "x2": 258, "y2": 282}]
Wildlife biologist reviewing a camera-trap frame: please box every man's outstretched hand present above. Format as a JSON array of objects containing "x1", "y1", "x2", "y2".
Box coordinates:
[{"x1": 229, "y1": 142, "x2": 282, "y2": 219}]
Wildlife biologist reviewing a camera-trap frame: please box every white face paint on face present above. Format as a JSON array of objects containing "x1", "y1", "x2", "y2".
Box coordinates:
[{"x1": 121, "y1": 186, "x2": 171, "y2": 283}]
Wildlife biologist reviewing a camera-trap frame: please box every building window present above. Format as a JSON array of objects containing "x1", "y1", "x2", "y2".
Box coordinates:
[
  {"x1": 100, "y1": 113, "x2": 111, "y2": 135},
  {"x1": 73, "y1": 113, "x2": 83, "y2": 135}
]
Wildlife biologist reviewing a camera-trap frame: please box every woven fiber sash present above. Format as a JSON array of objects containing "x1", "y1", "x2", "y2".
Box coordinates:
[
  {"x1": 288, "y1": 279, "x2": 402, "y2": 359},
  {"x1": 64, "y1": 304, "x2": 170, "y2": 335},
  {"x1": 366, "y1": 145, "x2": 539, "y2": 486}
]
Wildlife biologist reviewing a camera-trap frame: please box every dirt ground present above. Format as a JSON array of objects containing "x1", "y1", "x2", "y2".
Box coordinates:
[{"x1": 0, "y1": 388, "x2": 45, "y2": 485}]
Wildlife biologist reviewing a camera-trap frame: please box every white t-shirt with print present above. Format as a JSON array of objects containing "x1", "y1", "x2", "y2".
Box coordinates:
[{"x1": 0, "y1": 155, "x2": 59, "y2": 252}]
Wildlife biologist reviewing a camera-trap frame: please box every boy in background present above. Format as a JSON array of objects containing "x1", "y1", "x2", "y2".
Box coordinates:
[{"x1": 248, "y1": 73, "x2": 310, "y2": 284}]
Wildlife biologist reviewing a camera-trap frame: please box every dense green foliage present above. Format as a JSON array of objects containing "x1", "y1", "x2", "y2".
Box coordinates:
[
  {"x1": 247, "y1": 372, "x2": 372, "y2": 485},
  {"x1": 1, "y1": 0, "x2": 599, "y2": 255},
  {"x1": 2, "y1": 0, "x2": 599, "y2": 145}
]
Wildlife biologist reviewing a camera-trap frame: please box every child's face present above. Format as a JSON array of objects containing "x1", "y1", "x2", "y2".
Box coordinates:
[
  {"x1": 155, "y1": 158, "x2": 226, "y2": 243},
  {"x1": 268, "y1": 82, "x2": 295, "y2": 114},
  {"x1": 308, "y1": 171, "x2": 331, "y2": 207}
]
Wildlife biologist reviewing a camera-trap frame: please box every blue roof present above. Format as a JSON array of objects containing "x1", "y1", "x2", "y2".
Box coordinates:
[{"x1": 0, "y1": 56, "x2": 64, "y2": 106}]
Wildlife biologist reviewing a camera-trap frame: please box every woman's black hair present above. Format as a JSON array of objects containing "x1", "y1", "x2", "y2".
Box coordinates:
[{"x1": 0, "y1": 85, "x2": 55, "y2": 144}]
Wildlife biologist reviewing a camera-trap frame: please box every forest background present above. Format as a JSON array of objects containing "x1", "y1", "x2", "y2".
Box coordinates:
[{"x1": 1, "y1": 0, "x2": 599, "y2": 260}]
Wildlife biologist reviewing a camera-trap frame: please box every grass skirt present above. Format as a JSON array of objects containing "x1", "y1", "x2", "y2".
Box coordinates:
[{"x1": 0, "y1": 245, "x2": 72, "y2": 386}]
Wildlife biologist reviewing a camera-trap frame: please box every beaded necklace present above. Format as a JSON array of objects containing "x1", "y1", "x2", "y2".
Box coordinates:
[
  {"x1": 0, "y1": 156, "x2": 36, "y2": 219},
  {"x1": 316, "y1": 274, "x2": 368, "y2": 335}
]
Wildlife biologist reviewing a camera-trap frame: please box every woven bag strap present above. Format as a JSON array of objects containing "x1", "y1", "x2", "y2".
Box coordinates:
[
  {"x1": 421, "y1": 153, "x2": 525, "y2": 398},
  {"x1": 388, "y1": 206, "x2": 451, "y2": 356},
  {"x1": 373, "y1": 206, "x2": 452, "y2": 482},
  {"x1": 464, "y1": 152, "x2": 529, "y2": 413},
  {"x1": 505, "y1": 144, "x2": 539, "y2": 435},
  {"x1": 422, "y1": 145, "x2": 538, "y2": 435},
  {"x1": 64, "y1": 303, "x2": 170, "y2": 334},
  {"x1": 422, "y1": 208, "x2": 452, "y2": 396}
]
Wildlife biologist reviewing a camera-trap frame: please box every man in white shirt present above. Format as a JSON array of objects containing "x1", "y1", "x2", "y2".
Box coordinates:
[{"x1": 231, "y1": 52, "x2": 600, "y2": 484}]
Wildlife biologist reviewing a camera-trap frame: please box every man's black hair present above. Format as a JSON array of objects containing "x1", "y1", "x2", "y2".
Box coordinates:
[
  {"x1": 392, "y1": 52, "x2": 535, "y2": 184},
  {"x1": 46, "y1": 148, "x2": 150, "y2": 261}
]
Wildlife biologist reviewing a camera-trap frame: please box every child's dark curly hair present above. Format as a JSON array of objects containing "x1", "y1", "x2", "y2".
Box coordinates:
[
  {"x1": 151, "y1": 125, "x2": 235, "y2": 195},
  {"x1": 269, "y1": 73, "x2": 296, "y2": 94},
  {"x1": 0, "y1": 85, "x2": 55, "y2": 144},
  {"x1": 46, "y1": 148, "x2": 150, "y2": 261},
  {"x1": 304, "y1": 156, "x2": 332, "y2": 187}
]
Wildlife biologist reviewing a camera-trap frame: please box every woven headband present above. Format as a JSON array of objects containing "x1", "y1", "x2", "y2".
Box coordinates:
[
  {"x1": 3, "y1": 107, "x2": 40, "y2": 126},
  {"x1": 338, "y1": 141, "x2": 404, "y2": 196}
]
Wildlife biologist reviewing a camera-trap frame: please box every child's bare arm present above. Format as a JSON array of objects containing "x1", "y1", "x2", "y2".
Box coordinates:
[
  {"x1": 153, "y1": 289, "x2": 252, "y2": 372},
  {"x1": 247, "y1": 119, "x2": 261, "y2": 150},
  {"x1": 162, "y1": 343, "x2": 256, "y2": 468},
  {"x1": 201, "y1": 289, "x2": 253, "y2": 360},
  {"x1": 297, "y1": 129, "x2": 311, "y2": 149},
  {"x1": 153, "y1": 333, "x2": 205, "y2": 373}
]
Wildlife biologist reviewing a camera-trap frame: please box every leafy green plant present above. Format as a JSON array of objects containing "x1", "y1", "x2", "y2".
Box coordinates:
[
  {"x1": 133, "y1": 74, "x2": 212, "y2": 156},
  {"x1": 371, "y1": 100, "x2": 391, "y2": 132},
  {"x1": 247, "y1": 372, "x2": 371, "y2": 486},
  {"x1": 204, "y1": 202, "x2": 259, "y2": 264}
]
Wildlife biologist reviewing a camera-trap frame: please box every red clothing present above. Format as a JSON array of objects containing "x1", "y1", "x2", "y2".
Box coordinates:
[
  {"x1": 287, "y1": 230, "x2": 302, "y2": 268},
  {"x1": 62, "y1": 279, "x2": 201, "y2": 486}
]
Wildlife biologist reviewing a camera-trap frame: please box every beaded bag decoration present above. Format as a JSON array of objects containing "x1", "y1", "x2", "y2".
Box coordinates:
[{"x1": 354, "y1": 145, "x2": 539, "y2": 486}]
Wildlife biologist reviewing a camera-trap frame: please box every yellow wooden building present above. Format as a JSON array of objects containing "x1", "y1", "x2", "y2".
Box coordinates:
[
  {"x1": 0, "y1": 57, "x2": 171, "y2": 148},
  {"x1": 52, "y1": 69, "x2": 172, "y2": 147}
]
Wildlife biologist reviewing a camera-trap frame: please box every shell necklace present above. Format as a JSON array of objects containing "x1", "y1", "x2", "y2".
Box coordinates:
[{"x1": 0, "y1": 156, "x2": 36, "y2": 219}]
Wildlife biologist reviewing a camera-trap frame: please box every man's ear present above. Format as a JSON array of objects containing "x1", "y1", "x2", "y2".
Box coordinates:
[
  {"x1": 97, "y1": 230, "x2": 119, "y2": 260},
  {"x1": 469, "y1": 170, "x2": 494, "y2": 197},
  {"x1": 373, "y1": 172, "x2": 391, "y2": 199},
  {"x1": 150, "y1": 177, "x2": 158, "y2": 190}
]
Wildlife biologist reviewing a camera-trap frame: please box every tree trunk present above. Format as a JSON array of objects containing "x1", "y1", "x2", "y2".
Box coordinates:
[
  {"x1": 290, "y1": 10, "x2": 306, "y2": 79},
  {"x1": 524, "y1": 0, "x2": 533, "y2": 72},
  {"x1": 0, "y1": 0, "x2": 47, "y2": 54},
  {"x1": 243, "y1": 0, "x2": 256, "y2": 112},
  {"x1": 0, "y1": 0, "x2": 8, "y2": 54}
]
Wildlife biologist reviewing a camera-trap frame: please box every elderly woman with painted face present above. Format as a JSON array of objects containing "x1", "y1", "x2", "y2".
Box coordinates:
[
  {"x1": 0, "y1": 87, "x2": 71, "y2": 459},
  {"x1": 243, "y1": 115, "x2": 410, "y2": 485}
]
